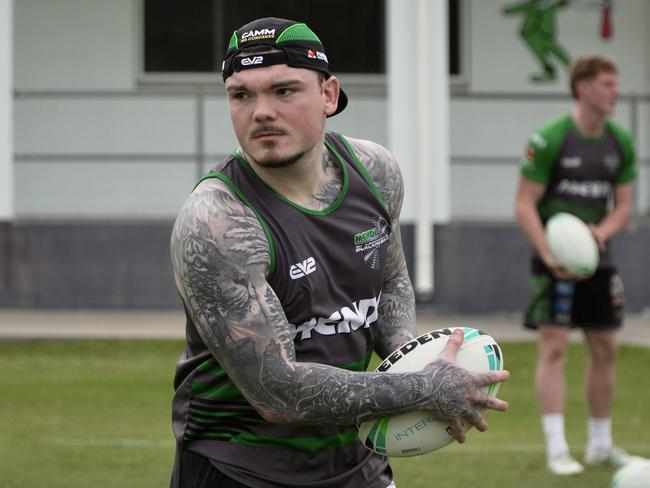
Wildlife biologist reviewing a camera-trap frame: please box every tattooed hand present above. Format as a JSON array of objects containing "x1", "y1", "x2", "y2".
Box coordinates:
[
  {"x1": 341, "y1": 141, "x2": 510, "y2": 439},
  {"x1": 419, "y1": 329, "x2": 510, "y2": 442}
]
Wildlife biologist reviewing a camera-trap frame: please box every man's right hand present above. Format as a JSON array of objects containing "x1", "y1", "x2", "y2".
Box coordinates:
[
  {"x1": 540, "y1": 251, "x2": 585, "y2": 281},
  {"x1": 422, "y1": 329, "x2": 510, "y2": 443}
]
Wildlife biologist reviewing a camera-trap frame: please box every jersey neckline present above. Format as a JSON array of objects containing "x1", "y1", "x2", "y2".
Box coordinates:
[{"x1": 568, "y1": 114, "x2": 610, "y2": 143}]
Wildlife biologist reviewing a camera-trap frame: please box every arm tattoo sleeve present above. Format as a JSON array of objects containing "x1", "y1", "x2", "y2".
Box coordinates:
[
  {"x1": 171, "y1": 174, "x2": 470, "y2": 427},
  {"x1": 347, "y1": 138, "x2": 417, "y2": 357}
]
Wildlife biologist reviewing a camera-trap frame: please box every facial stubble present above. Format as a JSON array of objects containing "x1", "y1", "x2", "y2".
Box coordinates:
[{"x1": 250, "y1": 140, "x2": 306, "y2": 169}]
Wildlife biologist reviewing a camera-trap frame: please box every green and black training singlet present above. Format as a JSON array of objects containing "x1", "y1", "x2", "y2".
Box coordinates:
[
  {"x1": 520, "y1": 114, "x2": 636, "y2": 267},
  {"x1": 172, "y1": 132, "x2": 393, "y2": 488}
]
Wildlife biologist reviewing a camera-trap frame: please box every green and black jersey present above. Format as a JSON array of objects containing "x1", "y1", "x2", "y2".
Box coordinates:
[
  {"x1": 172, "y1": 132, "x2": 393, "y2": 488},
  {"x1": 520, "y1": 114, "x2": 636, "y2": 267}
]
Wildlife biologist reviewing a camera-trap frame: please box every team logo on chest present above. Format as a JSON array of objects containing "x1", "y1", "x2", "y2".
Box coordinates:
[
  {"x1": 603, "y1": 154, "x2": 620, "y2": 172},
  {"x1": 354, "y1": 218, "x2": 390, "y2": 270}
]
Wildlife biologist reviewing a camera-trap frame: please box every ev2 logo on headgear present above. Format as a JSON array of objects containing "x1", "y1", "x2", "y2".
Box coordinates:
[
  {"x1": 290, "y1": 257, "x2": 316, "y2": 280},
  {"x1": 241, "y1": 56, "x2": 264, "y2": 66}
]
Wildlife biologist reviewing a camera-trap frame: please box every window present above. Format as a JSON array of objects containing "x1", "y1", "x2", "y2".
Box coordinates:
[
  {"x1": 449, "y1": 0, "x2": 462, "y2": 76},
  {"x1": 143, "y1": 0, "x2": 463, "y2": 79},
  {"x1": 144, "y1": 0, "x2": 385, "y2": 75}
]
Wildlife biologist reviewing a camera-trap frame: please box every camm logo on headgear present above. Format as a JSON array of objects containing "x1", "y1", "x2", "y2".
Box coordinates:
[{"x1": 241, "y1": 28, "x2": 276, "y2": 41}]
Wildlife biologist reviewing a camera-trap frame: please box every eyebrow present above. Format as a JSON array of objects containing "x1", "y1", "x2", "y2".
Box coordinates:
[{"x1": 226, "y1": 78, "x2": 306, "y2": 93}]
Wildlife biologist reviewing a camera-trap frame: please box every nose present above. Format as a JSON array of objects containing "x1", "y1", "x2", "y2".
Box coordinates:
[{"x1": 252, "y1": 94, "x2": 276, "y2": 122}]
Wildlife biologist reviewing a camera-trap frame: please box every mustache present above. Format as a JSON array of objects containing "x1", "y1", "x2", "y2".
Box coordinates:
[{"x1": 250, "y1": 125, "x2": 287, "y2": 138}]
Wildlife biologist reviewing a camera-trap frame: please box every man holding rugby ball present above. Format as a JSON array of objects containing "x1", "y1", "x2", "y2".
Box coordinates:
[
  {"x1": 169, "y1": 16, "x2": 509, "y2": 488},
  {"x1": 515, "y1": 54, "x2": 637, "y2": 475}
]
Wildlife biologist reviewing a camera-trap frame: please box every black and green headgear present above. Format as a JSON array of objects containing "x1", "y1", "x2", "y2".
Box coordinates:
[{"x1": 221, "y1": 17, "x2": 348, "y2": 117}]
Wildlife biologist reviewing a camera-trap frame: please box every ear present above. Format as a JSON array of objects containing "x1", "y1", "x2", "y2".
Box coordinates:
[
  {"x1": 322, "y1": 76, "x2": 340, "y2": 117},
  {"x1": 575, "y1": 79, "x2": 590, "y2": 100}
]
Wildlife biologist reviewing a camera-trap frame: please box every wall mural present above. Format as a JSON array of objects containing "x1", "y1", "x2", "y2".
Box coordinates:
[{"x1": 502, "y1": 0, "x2": 613, "y2": 83}]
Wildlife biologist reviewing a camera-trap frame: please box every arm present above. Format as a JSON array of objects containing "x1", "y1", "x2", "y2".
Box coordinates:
[
  {"x1": 503, "y1": 1, "x2": 533, "y2": 15},
  {"x1": 172, "y1": 178, "x2": 507, "y2": 435},
  {"x1": 515, "y1": 175, "x2": 578, "y2": 280},
  {"x1": 590, "y1": 182, "x2": 634, "y2": 250},
  {"x1": 345, "y1": 138, "x2": 416, "y2": 358},
  {"x1": 340, "y1": 138, "x2": 508, "y2": 440}
]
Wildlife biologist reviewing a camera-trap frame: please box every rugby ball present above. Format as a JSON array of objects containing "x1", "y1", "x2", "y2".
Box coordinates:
[
  {"x1": 612, "y1": 459, "x2": 650, "y2": 488},
  {"x1": 357, "y1": 327, "x2": 504, "y2": 457},
  {"x1": 545, "y1": 212, "x2": 599, "y2": 277}
]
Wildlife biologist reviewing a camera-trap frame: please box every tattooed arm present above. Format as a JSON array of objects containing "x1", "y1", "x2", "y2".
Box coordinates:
[
  {"x1": 346, "y1": 138, "x2": 417, "y2": 357},
  {"x1": 171, "y1": 178, "x2": 507, "y2": 435}
]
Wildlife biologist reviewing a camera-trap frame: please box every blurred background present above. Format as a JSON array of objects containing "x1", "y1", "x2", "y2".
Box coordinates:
[
  {"x1": 0, "y1": 0, "x2": 648, "y2": 313},
  {"x1": 1, "y1": 2, "x2": 649, "y2": 488}
]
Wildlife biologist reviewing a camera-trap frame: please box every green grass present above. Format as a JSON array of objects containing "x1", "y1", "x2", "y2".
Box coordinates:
[{"x1": 0, "y1": 340, "x2": 648, "y2": 487}]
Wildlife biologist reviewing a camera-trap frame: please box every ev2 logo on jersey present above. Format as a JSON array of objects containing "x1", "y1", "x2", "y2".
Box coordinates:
[
  {"x1": 290, "y1": 257, "x2": 316, "y2": 279},
  {"x1": 241, "y1": 56, "x2": 264, "y2": 66}
]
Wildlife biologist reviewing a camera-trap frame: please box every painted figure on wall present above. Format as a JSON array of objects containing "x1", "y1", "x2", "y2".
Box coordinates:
[{"x1": 503, "y1": 0, "x2": 571, "y2": 82}]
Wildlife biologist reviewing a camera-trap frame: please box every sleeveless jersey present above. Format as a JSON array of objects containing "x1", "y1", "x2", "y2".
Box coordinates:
[
  {"x1": 520, "y1": 114, "x2": 636, "y2": 267},
  {"x1": 172, "y1": 132, "x2": 393, "y2": 488}
]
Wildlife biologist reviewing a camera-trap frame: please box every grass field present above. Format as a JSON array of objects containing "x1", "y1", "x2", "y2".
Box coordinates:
[{"x1": 0, "y1": 339, "x2": 648, "y2": 488}]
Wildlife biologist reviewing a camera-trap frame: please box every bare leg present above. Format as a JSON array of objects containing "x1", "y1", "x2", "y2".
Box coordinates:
[
  {"x1": 536, "y1": 325, "x2": 569, "y2": 414},
  {"x1": 582, "y1": 328, "x2": 637, "y2": 466},
  {"x1": 537, "y1": 325, "x2": 584, "y2": 474},
  {"x1": 584, "y1": 329, "x2": 618, "y2": 418}
]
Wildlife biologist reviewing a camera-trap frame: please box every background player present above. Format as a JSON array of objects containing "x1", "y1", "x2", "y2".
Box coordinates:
[{"x1": 515, "y1": 54, "x2": 637, "y2": 475}]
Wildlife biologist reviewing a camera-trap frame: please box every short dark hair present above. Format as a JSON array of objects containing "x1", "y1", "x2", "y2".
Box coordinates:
[{"x1": 570, "y1": 54, "x2": 618, "y2": 99}]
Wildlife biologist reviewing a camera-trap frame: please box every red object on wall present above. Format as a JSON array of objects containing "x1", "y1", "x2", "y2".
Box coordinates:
[{"x1": 601, "y1": 2, "x2": 612, "y2": 39}]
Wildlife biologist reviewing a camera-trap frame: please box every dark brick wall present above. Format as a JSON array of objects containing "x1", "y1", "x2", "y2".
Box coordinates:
[
  {"x1": 0, "y1": 221, "x2": 648, "y2": 312},
  {"x1": 0, "y1": 222, "x2": 177, "y2": 308},
  {"x1": 430, "y1": 222, "x2": 650, "y2": 313},
  {"x1": 431, "y1": 223, "x2": 530, "y2": 312}
]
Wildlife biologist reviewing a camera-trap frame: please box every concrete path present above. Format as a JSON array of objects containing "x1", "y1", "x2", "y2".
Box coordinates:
[
  {"x1": 415, "y1": 309, "x2": 650, "y2": 346},
  {"x1": 0, "y1": 308, "x2": 648, "y2": 346}
]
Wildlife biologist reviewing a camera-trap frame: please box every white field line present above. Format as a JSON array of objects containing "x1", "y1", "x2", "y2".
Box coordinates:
[
  {"x1": 41, "y1": 437, "x2": 175, "y2": 448},
  {"x1": 39, "y1": 437, "x2": 650, "y2": 454},
  {"x1": 442, "y1": 444, "x2": 650, "y2": 454}
]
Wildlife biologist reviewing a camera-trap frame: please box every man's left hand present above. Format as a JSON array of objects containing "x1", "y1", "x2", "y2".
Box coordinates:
[{"x1": 588, "y1": 224, "x2": 607, "y2": 252}]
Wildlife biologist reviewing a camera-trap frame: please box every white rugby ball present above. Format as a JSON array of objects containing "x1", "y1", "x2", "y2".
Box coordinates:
[
  {"x1": 357, "y1": 327, "x2": 504, "y2": 457},
  {"x1": 612, "y1": 459, "x2": 650, "y2": 488},
  {"x1": 545, "y1": 212, "x2": 599, "y2": 277}
]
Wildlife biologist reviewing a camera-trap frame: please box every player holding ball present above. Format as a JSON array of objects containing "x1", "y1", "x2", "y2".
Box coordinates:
[
  {"x1": 170, "y1": 16, "x2": 509, "y2": 488},
  {"x1": 515, "y1": 54, "x2": 639, "y2": 475}
]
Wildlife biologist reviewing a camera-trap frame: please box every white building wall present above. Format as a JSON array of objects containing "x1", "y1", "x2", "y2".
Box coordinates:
[
  {"x1": 0, "y1": 0, "x2": 13, "y2": 220},
  {"x1": 637, "y1": 101, "x2": 650, "y2": 215},
  {"x1": 14, "y1": 0, "x2": 135, "y2": 90},
  {"x1": 471, "y1": 0, "x2": 648, "y2": 94},
  {"x1": 11, "y1": 0, "x2": 650, "y2": 220}
]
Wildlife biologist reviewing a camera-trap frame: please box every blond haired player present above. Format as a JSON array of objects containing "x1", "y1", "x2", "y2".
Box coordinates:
[{"x1": 515, "y1": 54, "x2": 639, "y2": 475}]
